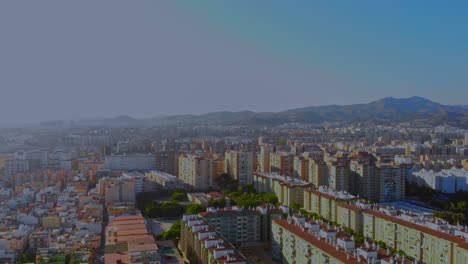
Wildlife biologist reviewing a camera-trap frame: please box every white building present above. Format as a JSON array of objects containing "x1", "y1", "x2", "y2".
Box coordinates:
[
  {"x1": 412, "y1": 167, "x2": 468, "y2": 193},
  {"x1": 105, "y1": 154, "x2": 156, "y2": 171},
  {"x1": 121, "y1": 172, "x2": 145, "y2": 194},
  {"x1": 145, "y1": 171, "x2": 184, "y2": 190}
]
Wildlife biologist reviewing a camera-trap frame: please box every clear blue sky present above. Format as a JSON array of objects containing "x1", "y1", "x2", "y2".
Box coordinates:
[{"x1": 0, "y1": 1, "x2": 467, "y2": 123}]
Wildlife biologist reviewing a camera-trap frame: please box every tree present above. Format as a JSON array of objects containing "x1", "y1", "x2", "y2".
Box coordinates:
[
  {"x1": 16, "y1": 252, "x2": 35, "y2": 264},
  {"x1": 171, "y1": 192, "x2": 188, "y2": 202},
  {"x1": 216, "y1": 173, "x2": 239, "y2": 191},
  {"x1": 262, "y1": 193, "x2": 279, "y2": 205},
  {"x1": 186, "y1": 204, "x2": 207, "y2": 214},
  {"x1": 209, "y1": 198, "x2": 226, "y2": 208},
  {"x1": 161, "y1": 221, "x2": 181, "y2": 241}
]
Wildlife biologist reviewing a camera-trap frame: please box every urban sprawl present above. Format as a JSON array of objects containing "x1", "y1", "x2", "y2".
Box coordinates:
[{"x1": 1, "y1": 122, "x2": 468, "y2": 264}]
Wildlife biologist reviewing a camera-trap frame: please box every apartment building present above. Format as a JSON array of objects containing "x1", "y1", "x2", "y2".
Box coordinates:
[
  {"x1": 303, "y1": 186, "x2": 356, "y2": 223},
  {"x1": 270, "y1": 152, "x2": 294, "y2": 177},
  {"x1": 362, "y1": 207, "x2": 468, "y2": 264},
  {"x1": 308, "y1": 157, "x2": 328, "y2": 187},
  {"x1": 375, "y1": 164, "x2": 405, "y2": 202},
  {"x1": 272, "y1": 216, "x2": 413, "y2": 264},
  {"x1": 224, "y1": 150, "x2": 254, "y2": 186},
  {"x1": 104, "y1": 181, "x2": 135, "y2": 206},
  {"x1": 180, "y1": 214, "x2": 248, "y2": 264},
  {"x1": 104, "y1": 154, "x2": 156, "y2": 171},
  {"x1": 293, "y1": 155, "x2": 310, "y2": 181},
  {"x1": 199, "y1": 207, "x2": 260, "y2": 247},
  {"x1": 178, "y1": 154, "x2": 223, "y2": 190},
  {"x1": 258, "y1": 145, "x2": 273, "y2": 173},
  {"x1": 253, "y1": 172, "x2": 312, "y2": 207}
]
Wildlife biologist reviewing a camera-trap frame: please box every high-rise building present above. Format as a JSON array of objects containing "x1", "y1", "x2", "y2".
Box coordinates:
[
  {"x1": 375, "y1": 164, "x2": 405, "y2": 202},
  {"x1": 350, "y1": 152, "x2": 377, "y2": 200},
  {"x1": 309, "y1": 157, "x2": 328, "y2": 187},
  {"x1": 327, "y1": 157, "x2": 350, "y2": 192},
  {"x1": 154, "y1": 150, "x2": 175, "y2": 174},
  {"x1": 178, "y1": 154, "x2": 223, "y2": 190},
  {"x1": 224, "y1": 150, "x2": 254, "y2": 185},
  {"x1": 258, "y1": 145, "x2": 272, "y2": 173},
  {"x1": 270, "y1": 152, "x2": 294, "y2": 177},
  {"x1": 293, "y1": 155, "x2": 309, "y2": 181}
]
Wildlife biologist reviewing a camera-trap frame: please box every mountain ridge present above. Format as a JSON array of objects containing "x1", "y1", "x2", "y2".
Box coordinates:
[{"x1": 69, "y1": 97, "x2": 468, "y2": 128}]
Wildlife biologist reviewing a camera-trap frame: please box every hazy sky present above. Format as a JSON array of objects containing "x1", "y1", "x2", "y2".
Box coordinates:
[{"x1": 1, "y1": 1, "x2": 467, "y2": 124}]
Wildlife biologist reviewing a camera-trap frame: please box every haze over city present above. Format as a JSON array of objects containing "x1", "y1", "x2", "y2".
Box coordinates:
[
  {"x1": 1, "y1": 1, "x2": 468, "y2": 124},
  {"x1": 2, "y1": 2, "x2": 468, "y2": 264}
]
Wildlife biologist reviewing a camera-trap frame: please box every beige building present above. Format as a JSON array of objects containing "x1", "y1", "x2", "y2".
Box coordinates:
[
  {"x1": 225, "y1": 150, "x2": 254, "y2": 185},
  {"x1": 258, "y1": 145, "x2": 272, "y2": 173},
  {"x1": 362, "y1": 209, "x2": 468, "y2": 264},
  {"x1": 293, "y1": 155, "x2": 309, "y2": 181},
  {"x1": 180, "y1": 214, "x2": 248, "y2": 264},
  {"x1": 178, "y1": 154, "x2": 223, "y2": 190},
  {"x1": 327, "y1": 160, "x2": 351, "y2": 192},
  {"x1": 272, "y1": 217, "x2": 412, "y2": 264},
  {"x1": 254, "y1": 172, "x2": 311, "y2": 207},
  {"x1": 303, "y1": 186, "x2": 356, "y2": 222},
  {"x1": 270, "y1": 152, "x2": 294, "y2": 177},
  {"x1": 104, "y1": 181, "x2": 135, "y2": 206},
  {"x1": 309, "y1": 157, "x2": 328, "y2": 187},
  {"x1": 350, "y1": 152, "x2": 377, "y2": 200}
]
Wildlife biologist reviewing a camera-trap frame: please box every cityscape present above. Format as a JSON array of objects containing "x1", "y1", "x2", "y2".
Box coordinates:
[
  {"x1": 1, "y1": 97, "x2": 468, "y2": 264},
  {"x1": 1, "y1": 1, "x2": 468, "y2": 264}
]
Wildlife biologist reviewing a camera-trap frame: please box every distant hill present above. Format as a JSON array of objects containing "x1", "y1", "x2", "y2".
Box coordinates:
[{"x1": 72, "y1": 96, "x2": 468, "y2": 128}]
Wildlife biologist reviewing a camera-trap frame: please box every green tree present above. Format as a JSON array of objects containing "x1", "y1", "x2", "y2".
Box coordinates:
[
  {"x1": 186, "y1": 204, "x2": 207, "y2": 214},
  {"x1": 171, "y1": 192, "x2": 188, "y2": 202},
  {"x1": 209, "y1": 198, "x2": 227, "y2": 208},
  {"x1": 161, "y1": 221, "x2": 181, "y2": 241},
  {"x1": 16, "y1": 252, "x2": 35, "y2": 264}
]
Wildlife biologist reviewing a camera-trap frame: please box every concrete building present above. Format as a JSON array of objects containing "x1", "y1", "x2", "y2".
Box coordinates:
[
  {"x1": 180, "y1": 214, "x2": 248, "y2": 264},
  {"x1": 145, "y1": 170, "x2": 185, "y2": 190},
  {"x1": 154, "y1": 150, "x2": 175, "y2": 175},
  {"x1": 104, "y1": 154, "x2": 156, "y2": 171},
  {"x1": 270, "y1": 152, "x2": 294, "y2": 177},
  {"x1": 293, "y1": 155, "x2": 309, "y2": 181},
  {"x1": 272, "y1": 216, "x2": 412, "y2": 264},
  {"x1": 350, "y1": 152, "x2": 377, "y2": 200},
  {"x1": 254, "y1": 172, "x2": 312, "y2": 207},
  {"x1": 105, "y1": 181, "x2": 136, "y2": 206},
  {"x1": 258, "y1": 145, "x2": 272, "y2": 173},
  {"x1": 362, "y1": 207, "x2": 468, "y2": 264},
  {"x1": 375, "y1": 164, "x2": 405, "y2": 202},
  {"x1": 121, "y1": 172, "x2": 146, "y2": 194},
  {"x1": 303, "y1": 186, "x2": 356, "y2": 223},
  {"x1": 224, "y1": 150, "x2": 254, "y2": 186},
  {"x1": 200, "y1": 207, "x2": 261, "y2": 247},
  {"x1": 309, "y1": 157, "x2": 328, "y2": 188},
  {"x1": 412, "y1": 168, "x2": 468, "y2": 193},
  {"x1": 178, "y1": 154, "x2": 223, "y2": 190}
]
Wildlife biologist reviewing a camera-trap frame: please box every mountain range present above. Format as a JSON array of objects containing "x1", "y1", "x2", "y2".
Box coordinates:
[{"x1": 73, "y1": 96, "x2": 468, "y2": 128}]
